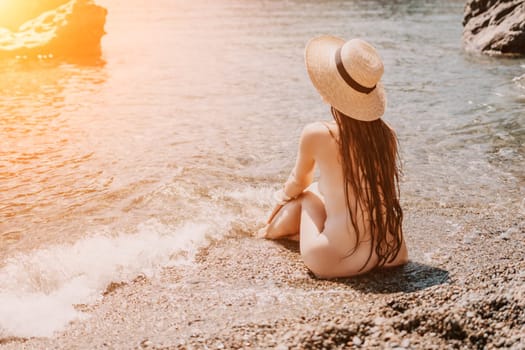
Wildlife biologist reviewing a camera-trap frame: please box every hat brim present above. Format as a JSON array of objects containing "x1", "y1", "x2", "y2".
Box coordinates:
[{"x1": 305, "y1": 35, "x2": 386, "y2": 121}]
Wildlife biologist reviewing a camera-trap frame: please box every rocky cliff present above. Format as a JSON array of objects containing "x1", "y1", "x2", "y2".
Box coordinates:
[
  {"x1": 0, "y1": 0, "x2": 107, "y2": 60},
  {"x1": 463, "y1": 0, "x2": 525, "y2": 57}
]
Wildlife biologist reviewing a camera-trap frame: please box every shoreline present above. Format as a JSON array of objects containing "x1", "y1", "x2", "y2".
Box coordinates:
[{"x1": 1, "y1": 204, "x2": 523, "y2": 349}]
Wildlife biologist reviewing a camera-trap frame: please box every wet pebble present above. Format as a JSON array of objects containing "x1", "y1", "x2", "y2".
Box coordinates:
[
  {"x1": 140, "y1": 339, "x2": 152, "y2": 348},
  {"x1": 352, "y1": 336, "x2": 362, "y2": 346},
  {"x1": 373, "y1": 317, "x2": 386, "y2": 325}
]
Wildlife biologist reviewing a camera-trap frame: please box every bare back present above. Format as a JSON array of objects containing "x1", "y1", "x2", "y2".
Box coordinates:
[{"x1": 287, "y1": 121, "x2": 407, "y2": 277}]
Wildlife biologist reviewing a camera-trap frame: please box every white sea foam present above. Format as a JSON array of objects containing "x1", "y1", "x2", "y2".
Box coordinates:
[
  {"x1": 211, "y1": 185, "x2": 274, "y2": 206},
  {"x1": 513, "y1": 73, "x2": 525, "y2": 90},
  {"x1": 209, "y1": 185, "x2": 275, "y2": 220},
  {"x1": 0, "y1": 219, "x2": 214, "y2": 338},
  {"x1": 0, "y1": 183, "x2": 270, "y2": 339}
]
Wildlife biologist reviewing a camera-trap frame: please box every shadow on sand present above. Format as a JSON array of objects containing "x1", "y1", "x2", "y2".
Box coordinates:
[
  {"x1": 336, "y1": 261, "x2": 450, "y2": 294},
  {"x1": 278, "y1": 240, "x2": 449, "y2": 294}
]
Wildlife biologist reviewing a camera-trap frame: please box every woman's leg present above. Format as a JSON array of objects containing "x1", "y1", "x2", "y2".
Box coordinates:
[
  {"x1": 299, "y1": 191, "x2": 327, "y2": 237},
  {"x1": 262, "y1": 185, "x2": 338, "y2": 278},
  {"x1": 262, "y1": 183, "x2": 325, "y2": 240},
  {"x1": 263, "y1": 198, "x2": 302, "y2": 239},
  {"x1": 299, "y1": 191, "x2": 337, "y2": 278}
]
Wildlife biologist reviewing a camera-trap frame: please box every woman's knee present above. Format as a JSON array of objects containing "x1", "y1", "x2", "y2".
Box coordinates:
[
  {"x1": 300, "y1": 191, "x2": 327, "y2": 227},
  {"x1": 265, "y1": 199, "x2": 302, "y2": 238}
]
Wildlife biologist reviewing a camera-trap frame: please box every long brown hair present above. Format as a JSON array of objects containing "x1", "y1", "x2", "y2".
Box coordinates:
[{"x1": 331, "y1": 106, "x2": 403, "y2": 271}]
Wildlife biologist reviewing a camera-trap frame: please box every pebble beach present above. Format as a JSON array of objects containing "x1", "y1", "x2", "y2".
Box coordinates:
[
  {"x1": 1, "y1": 0, "x2": 524, "y2": 348},
  {"x1": 1, "y1": 201, "x2": 523, "y2": 349}
]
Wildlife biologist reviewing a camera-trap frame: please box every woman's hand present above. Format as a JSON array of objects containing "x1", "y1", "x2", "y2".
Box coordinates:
[{"x1": 273, "y1": 188, "x2": 292, "y2": 205}]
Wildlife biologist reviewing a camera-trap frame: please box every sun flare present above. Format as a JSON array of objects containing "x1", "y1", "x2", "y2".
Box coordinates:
[
  {"x1": 0, "y1": 0, "x2": 69, "y2": 30},
  {"x1": 0, "y1": 0, "x2": 106, "y2": 60}
]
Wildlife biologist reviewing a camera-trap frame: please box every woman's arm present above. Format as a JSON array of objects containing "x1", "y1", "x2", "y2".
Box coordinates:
[
  {"x1": 282, "y1": 123, "x2": 319, "y2": 199},
  {"x1": 265, "y1": 123, "x2": 321, "y2": 225}
]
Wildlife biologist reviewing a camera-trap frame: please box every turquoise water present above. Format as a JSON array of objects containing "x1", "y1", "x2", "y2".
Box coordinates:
[{"x1": 0, "y1": 0, "x2": 523, "y2": 337}]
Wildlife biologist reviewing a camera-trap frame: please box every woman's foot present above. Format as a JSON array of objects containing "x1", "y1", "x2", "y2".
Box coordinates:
[
  {"x1": 256, "y1": 225, "x2": 269, "y2": 239},
  {"x1": 256, "y1": 225, "x2": 299, "y2": 241}
]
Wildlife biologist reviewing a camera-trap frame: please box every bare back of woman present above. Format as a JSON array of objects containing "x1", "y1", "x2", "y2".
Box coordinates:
[{"x1": 259, "y1": 36, "x2": 408, "y2": 279}]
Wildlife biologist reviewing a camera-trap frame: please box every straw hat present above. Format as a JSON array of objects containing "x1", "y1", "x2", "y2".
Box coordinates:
[{"x1": 305, "y1": 35, "x2": 386, "y2": 121}]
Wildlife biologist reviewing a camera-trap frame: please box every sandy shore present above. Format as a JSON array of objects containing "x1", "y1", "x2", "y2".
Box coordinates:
[{"x1": 1, "y1": 203, "x2": 524, "y2": 349}]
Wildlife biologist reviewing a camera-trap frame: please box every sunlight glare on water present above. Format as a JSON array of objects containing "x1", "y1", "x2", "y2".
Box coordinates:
[{"x1": 0, "y1": 0, "x2": 523, "y2": 338}]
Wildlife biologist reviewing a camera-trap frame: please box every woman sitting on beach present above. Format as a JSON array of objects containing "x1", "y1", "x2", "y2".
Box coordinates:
[{"x1": 260, "y1": 36, "x2": 408, "y2": 278}]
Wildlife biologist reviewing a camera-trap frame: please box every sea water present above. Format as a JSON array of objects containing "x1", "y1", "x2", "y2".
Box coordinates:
[{"x1": 0, "y1": 0, "x2": 523, "y2": 338}]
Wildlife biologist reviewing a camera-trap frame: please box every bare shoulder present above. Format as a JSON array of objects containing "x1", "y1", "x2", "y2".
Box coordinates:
[
  {"x1": 301, "y1": 121, "x2": 333, "y2": 140},
  {"x1": 382, "y1": 120, "x2": 398, "y2": 137},
  {"x1": 298, "y1": 121, "x2": 334, "y2": 154}
]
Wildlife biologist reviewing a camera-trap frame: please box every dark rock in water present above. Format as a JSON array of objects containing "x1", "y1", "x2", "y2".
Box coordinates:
[
  {"x1": 463, "y1": 0, "x2": 525, "y2": 57},
  {"x1": 0, "y1": 0, "x2": 107, "y2": 60}
]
